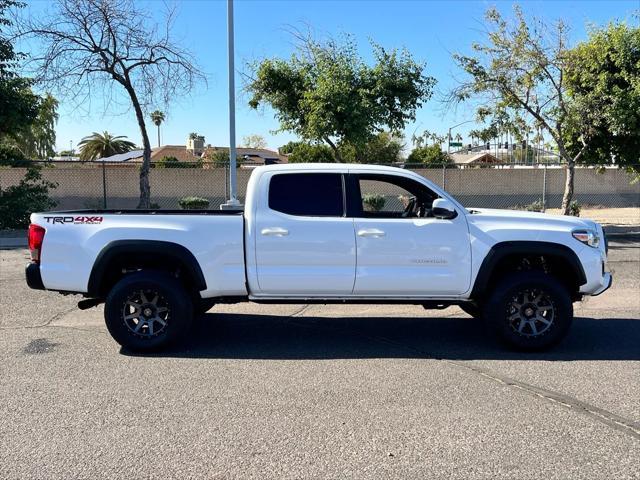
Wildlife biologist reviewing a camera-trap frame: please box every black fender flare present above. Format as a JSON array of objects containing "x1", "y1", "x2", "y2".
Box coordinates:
[
  {"x1": 87, "y1": 240, "x2": 207, "y2": 297},
  {"x1": 470, "y1": 241, "x2": 587, "y2": 298}
]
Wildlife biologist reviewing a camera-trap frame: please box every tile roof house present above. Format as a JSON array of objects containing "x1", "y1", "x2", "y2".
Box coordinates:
[
  {"x1": 148, "y1": 145, "x2": 204, "y2": 163},
  {"x1": 202, "y1": 147, "x2": 288, "y2": 165},
  {"x1": 130, "y1": 144, "x2": 288, "y2": 165},
  {"x1": 451, "y1": 152, "x2": 500, "y2": 166}
]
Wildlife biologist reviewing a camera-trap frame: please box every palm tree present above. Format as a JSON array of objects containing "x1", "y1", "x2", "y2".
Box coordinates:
[
  {"x1": 77, "y1": 131, "x2": 136, "y2": 160},
  {"x1": 150, "y1": 110, "x2": 165, "y2": 147}
]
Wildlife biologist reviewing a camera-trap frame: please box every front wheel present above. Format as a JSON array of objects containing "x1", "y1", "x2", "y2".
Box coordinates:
[
  {"x1": 104, "y1": 271, "x2": 194, "y2": 352},
  {"x1": 483, "y1": 272, "x2": 573, "y2": 351}
]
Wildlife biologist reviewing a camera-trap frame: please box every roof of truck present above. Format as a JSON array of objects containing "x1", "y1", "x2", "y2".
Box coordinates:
[{"x1": 254, "y1": 163, "x2": 409, "y2": 174}]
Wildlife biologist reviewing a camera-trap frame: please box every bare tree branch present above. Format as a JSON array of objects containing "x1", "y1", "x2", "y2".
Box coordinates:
[{"x1": 13, "y1": 0, "x2": 206, "y2": 208}]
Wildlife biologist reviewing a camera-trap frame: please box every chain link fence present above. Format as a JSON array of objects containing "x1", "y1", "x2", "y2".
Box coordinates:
[{"x1": 1, "y1": 161, "x2": 638, "y2": 211}]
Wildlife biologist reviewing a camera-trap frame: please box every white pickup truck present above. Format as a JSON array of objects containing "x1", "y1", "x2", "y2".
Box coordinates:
[{"x1": 26, "y1": 163, "x2": 611, "y2": 351}]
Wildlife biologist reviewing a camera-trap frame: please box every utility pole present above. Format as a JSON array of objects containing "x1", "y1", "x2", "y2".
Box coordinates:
[{"x1": 222, "y1": 0, "x2": 241, "y2": 209}]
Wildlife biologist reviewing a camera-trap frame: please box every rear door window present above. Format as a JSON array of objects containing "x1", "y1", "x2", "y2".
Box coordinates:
[{"x1": 268, "y1": 173, "x2": 344, "y2": 217}]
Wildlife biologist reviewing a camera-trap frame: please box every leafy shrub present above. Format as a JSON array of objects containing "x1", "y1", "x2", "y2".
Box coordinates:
[
  {"x1": 155, "y1": 155, "x2": 179, "y2": 168},
  {"x1": 149, "y1": 202, "x2": 161, "y2": 209},
  {"x1": 179, "y1": 196, "x2": 210, "y2": 210},
  {"x1": 0, "y1": 166, "x2": 58, "y2": 229},
  {"x1": 569, "y1": 200, "x2": 581, "y2": 217},
  {"x1": 362, "y1": 194, "x2": 386, "y2": 211},
  {"x1": 83, "y1": 199, "x2": 104, "y2": 209},
  {"x1": 156, "y1": 155, "x2": 201, "y2": 168},
  {"x1": 524, "y1": 199, "x2": 544, "y2": 212}
]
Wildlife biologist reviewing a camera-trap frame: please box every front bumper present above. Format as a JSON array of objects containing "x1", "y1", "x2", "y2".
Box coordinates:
[
  {"x1": 25, "y1": 263, "x2": 45, "y2": 290},
  {"x1": 591, "y1": 272, "x2": 612, "y2": 296}
]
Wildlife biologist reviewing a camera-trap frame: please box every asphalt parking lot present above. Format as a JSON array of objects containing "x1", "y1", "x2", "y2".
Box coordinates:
[{"x1": 1, "y1": 238, "x2": 639, "y2": 479}]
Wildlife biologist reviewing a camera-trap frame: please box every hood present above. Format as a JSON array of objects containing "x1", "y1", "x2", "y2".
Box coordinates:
[{"x1": 466, "y1": 208, "x2": 599, "y2": 232}]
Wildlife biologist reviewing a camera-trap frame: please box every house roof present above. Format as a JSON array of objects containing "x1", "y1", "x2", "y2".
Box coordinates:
[
  {"x1": 451, "y1": 152, "x2": 500, "y2": 165},
  {"x1": 96, "y1": 150, "x2": 145, "y2": 162},
  {"x1": 130, "y1": 145, "x2": 288, "y2": 164},
  {"x1": 202, "y1": 147, "x2": 288, "y2": 163},
  {"x1": 151, "y1": 145, "x2": 203, "y2": 162},
  {"x1": 128, "y1": 145, "x2": 203, "y2": 163}
]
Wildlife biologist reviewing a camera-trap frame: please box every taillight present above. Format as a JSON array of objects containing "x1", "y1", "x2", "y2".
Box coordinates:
[{"x1": 28, "y1": 224, "x2": 46, "y2": 263}]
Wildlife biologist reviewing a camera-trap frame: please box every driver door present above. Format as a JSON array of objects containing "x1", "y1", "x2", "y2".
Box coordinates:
[{"x1": 348, "y1": 173, "x2": 471, "y2": 296}]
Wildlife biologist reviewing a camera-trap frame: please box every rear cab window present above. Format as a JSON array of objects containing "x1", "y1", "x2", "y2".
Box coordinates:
[{"x1": 268, "y1": 173, "x2": 345, "y2": 217}]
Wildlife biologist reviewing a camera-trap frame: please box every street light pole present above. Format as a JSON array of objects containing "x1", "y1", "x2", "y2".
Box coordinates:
[
  {"x1": 447, "y1": 120, "x2": 474, "y2": 154},
  {"x1": 222, "y1": 0, "x2": 241, "y2": 209}
]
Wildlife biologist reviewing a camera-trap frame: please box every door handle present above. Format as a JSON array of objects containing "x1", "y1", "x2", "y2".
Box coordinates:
[
  {"x1": 261, "y1": 227, "x2": 289, "y2": 236},
  {"x1": 357, "y1": 228, "x2": 386, "y2": 238}
]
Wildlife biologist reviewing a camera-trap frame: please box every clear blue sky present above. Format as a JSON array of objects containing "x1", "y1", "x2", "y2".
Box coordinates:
[{"x1": 24, "y1": 0, "x2": 639, "y2": 153}]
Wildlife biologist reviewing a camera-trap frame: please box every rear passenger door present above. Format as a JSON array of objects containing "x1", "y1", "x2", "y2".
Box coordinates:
[{"x1": 253, "y1": 172, "x2": 356, "y2": 296}]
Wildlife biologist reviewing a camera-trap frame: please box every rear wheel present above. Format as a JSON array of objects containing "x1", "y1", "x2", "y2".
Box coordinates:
[
  {"x1": 104, "y1": 271, "x2": 194, "y2": 352},
  {"x1": 483, "y1": 272, "x2": 573, "y2": 351}
]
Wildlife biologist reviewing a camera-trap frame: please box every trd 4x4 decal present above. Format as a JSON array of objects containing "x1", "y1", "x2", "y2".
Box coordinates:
[{"x1": 43, "y1": 216, "x2": 103, "y2": 225}]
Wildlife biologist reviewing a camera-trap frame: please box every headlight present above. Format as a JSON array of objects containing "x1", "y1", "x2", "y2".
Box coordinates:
[{"x1": 572, "y1": 229, "x2": 600, "y2": 248}]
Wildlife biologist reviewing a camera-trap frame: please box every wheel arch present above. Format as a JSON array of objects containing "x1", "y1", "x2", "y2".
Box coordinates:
[
  {"x1": 87, "y1": 240, "x2": 207, "y2": 298},
  {"x1": 471, "y1": 241, "x2": 587, "y2": 300}
]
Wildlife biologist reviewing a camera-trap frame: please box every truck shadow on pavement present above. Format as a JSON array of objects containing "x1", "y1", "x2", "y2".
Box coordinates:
[{"x1": 123, "y1": 313, "x2": 640, "y2": 361}]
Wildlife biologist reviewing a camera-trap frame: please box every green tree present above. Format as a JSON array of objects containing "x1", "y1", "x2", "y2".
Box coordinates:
[
  {"x1": 241, "y1": 134, "x2": 267, "y2": 149},
  {"x1": 0, "y1": 144, "x2": 29, "y2": 166},
  {"x1": 339, "y1": 132, "x2": 404, "y2": 164},
  {"x1": 407, "y1": 144, "x2": 452, "y2": 166},
  {"x1": 203, "y1": 149, "x2": 243, "y2": 167},
  {"x1": 247, "y1": 31, "x2": 435, "y2": 161},
  {"x1": 564, "y1": 22, "x2": 640, "y2": 176},
  {"x1": 150, "y1": 110, "x2": 165, "y2": 148},
  {"x1": 449, "y1": 6, "x2": 609, "y2": 214},
  {"x1": 287, "y1": 143, "x2": 335, "y2": 163},
  {"x1": 0, "y1": 0, "x2": 40, "y2": 139},
  {"x1": 11, "y1": 93, "x2": 58, "y2": 159},
  {"x1": 278, "y1": 141, "x2": 301, "y2": 155},
  {"x1": 77, "y1": 131, "x2": 136, "y2": 161}
]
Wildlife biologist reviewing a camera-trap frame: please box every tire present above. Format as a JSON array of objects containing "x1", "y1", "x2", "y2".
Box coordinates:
[
  {"x1": 482, "y1": 271, "x2": 573, "y2": 351},
  {"x1": 104, "y1": 271, "x2": 194, "y2": 352},
  {"x1": 459, "y1": 302, "x2": 482, "y2": 319},
  {"x1": 197, "y1": 298, "x2": 217, "y2": 315}
]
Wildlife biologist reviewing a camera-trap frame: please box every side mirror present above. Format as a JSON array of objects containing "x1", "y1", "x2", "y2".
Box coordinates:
[{"x1": 432, "y1": 198, "x2": 457, "y2": 219}]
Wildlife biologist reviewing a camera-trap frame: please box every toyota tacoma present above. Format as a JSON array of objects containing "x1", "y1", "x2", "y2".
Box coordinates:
[{"x1": 25, "y1": 164, "x2": 612, "y2": 351}]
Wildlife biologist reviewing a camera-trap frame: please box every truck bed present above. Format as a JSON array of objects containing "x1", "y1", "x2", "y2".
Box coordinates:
[
  {"x1": 31, "y1": 210, "x2": 247, "y2": 298},
  {"x1": 47, "y1": 209, "x2": 244, "y2": 215}
]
